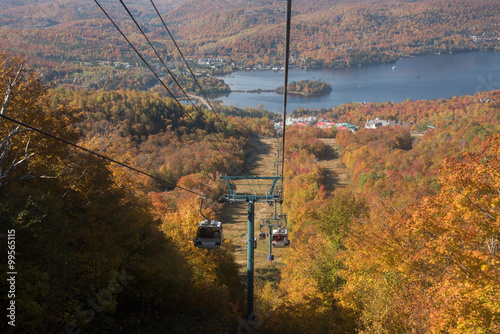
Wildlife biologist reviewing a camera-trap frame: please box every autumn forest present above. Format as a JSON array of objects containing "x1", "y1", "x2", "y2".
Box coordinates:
[{"x1": 0, "y1": 0, "x2": 500, "y2": 333}]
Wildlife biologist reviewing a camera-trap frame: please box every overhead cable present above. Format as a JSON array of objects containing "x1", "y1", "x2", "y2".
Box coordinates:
[
  {"x1": 0, "y1": 113, "x2": 204, "y2": 196},
  {"x1": 94, "y1": 0, "x2": 247, "y2": 175},
  {"x1": 147, "y1": 0, "x2": 259, "y2": 177},
  {"x1": 149, "y1": 0, "x2": 243, "y2": 152},
  {"x1": 117, "y1": 0, "x2": 229, "y2": 149},
  {"x1": 281, "y1": 0, "x2": 292, "y2": 194}
]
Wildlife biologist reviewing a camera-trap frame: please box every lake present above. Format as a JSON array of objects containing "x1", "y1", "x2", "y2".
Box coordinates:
[{"x1": 217, "y1": 51, "x2": 500, "y2": 113}]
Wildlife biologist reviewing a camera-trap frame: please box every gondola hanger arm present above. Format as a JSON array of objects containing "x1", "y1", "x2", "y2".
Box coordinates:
[{"x1": 199, "y1": 196, "x2": 210, "y2": 221}]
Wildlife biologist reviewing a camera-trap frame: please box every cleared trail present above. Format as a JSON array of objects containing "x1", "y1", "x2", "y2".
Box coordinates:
[
  {"x1": 219, "y1": 137, "x2": 285, "y2": 284},
  {"x1": 220, "y1": 136, "x2": 350, "y2": 284},
  {"x1": 318, "y1": 138, "x2": 351, "y2": 194}
]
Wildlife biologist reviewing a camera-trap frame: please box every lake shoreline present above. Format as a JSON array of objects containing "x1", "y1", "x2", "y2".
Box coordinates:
[
  {"x1": 217, "y1": 51, "x2": 500, "y2": 113},
  {"x1": 231, "y1": 89, "x2": 331, "y2": 97}
]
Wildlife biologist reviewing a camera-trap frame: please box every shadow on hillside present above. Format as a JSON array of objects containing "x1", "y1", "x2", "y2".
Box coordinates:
[
  {"x1": 320, "y1": 142, "x2": 339, "y2": 160},
  {"x1": 255, "y1": 265, "x2": 282, "y2": 284},
  {"x1": 244, "y1": 135, "x2": 272, "y2": 175},
  {"x1": 218, "y1": 202, "x2": 247, "y2": 225},
  {"x1": 319, "y1": 143, "x2": 343, "y2": 193}
]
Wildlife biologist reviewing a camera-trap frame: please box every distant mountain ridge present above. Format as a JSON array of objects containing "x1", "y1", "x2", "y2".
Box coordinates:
[
  {"x1": 0, "y1": 0, "x2": 499, "y2": 82},
  {"x1": 166, "y1": 0, "x2": 500, "y2": 67},
  {"x1": 0, "y1": 0, "x2": 188, "y2": 28}
]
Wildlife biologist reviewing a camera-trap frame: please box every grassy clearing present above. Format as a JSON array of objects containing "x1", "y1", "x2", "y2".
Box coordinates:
[
  {"x1": 220, "y1": 137, "x2": 286, "y2": 284},
  {"x1": 318, "y1": 138, "x2": 351, "y2": 193}
]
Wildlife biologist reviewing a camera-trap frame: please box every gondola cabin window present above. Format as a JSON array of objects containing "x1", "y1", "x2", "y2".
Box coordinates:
[
  {"x1": 271, "y1": 228, "x2": 290, "y2": 248},
  {"x1": 194, "y1": 220, "x2": 223, "y2": 249}
]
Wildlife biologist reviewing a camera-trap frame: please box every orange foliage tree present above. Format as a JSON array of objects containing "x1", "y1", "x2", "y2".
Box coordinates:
[{"x1": 338, "y1": 134, "x2": 500, "y2": 333}]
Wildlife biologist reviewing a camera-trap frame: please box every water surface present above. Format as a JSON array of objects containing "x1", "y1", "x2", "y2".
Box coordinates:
[{"x1": 217, "y1": 52, "x2": 500, "y2": 113}]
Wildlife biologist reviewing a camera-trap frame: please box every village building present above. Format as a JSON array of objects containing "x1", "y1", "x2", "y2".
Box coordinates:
[
  {"x1": 197, "y1": 57, "x2": 226, "y2": 66},
  {"x1": 285, "y1": 116, "x2": 317, "y2": 126},
  {"x1": 335, "y1": 123, "x2": 358, "y2": 132},
  {"x1": 365, "y1": 118, "x2": 401, "y2": 129},
  {"x1": 365, "y1": 118, "x2": 413, "y2": 129}
]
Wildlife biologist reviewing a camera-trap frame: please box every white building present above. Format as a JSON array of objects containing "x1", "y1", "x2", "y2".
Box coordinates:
[
  {"x1": 285, "y1": 116, "x2": 317, "y2": 126},
  {"x1": 365, "y1": 118, "x2": 401, "y2": 129}
]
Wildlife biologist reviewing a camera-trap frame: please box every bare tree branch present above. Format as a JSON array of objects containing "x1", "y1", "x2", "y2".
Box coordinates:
[
  {"x1": 0, "y1": 126, "x2": 55, "y2": 188},
  {"x1": 0, "y1": 61, "x2": 55, "y2": 188},
  {"x1": 486, "y1": 235, "x2": 498, "y2": 258},
  {"x1": 1, "y1": 174, "x2": 55, "y2": 188},
  {"x1": 0, "y1": 62, "x2": 24, "y2": 124},
  {"x1": 464, "y1": 193, "x2": 497, "y2": 222}
]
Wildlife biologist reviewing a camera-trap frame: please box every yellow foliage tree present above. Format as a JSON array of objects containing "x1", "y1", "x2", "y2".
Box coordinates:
[{"x1": 338, "y1": 134, "x2": 500, "y2": 333}]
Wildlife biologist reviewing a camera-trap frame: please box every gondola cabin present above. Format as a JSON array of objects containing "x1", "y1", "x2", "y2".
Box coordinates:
[
  {"x1": 272, "y1": 228, "x2": 290, "y2": 248},
  {"x1": 194, "y1": 220, "x2": 223, "y2": 249}
]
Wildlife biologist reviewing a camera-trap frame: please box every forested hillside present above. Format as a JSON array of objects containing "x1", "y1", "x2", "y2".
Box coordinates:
[
  {"x1": 1, "y1": 0, "x2": 500, "y2": 332},
  {"x1": 0, "y1": 53, "x2": 273, "y2": 333},
  {"x1": 167, "y1": 0, "x2": 500, "y2": 67},
  {"x1": 251, "y1": 91, "x2": 499, "y2": 333},
  {"x1": 1, "y1": 0, "x2": 499, "y2": 90},
  {"x1": 1, "y1": 47, "x2": 499, "y2": 331}
]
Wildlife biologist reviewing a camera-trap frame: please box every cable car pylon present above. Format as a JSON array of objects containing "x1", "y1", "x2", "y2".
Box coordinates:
[
  {"x1": 221, "y1": 0, "x2": 292, "y2": 324},
  {"x1": 219, "y1": 176, "x2": 282, "y2": 322}
]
